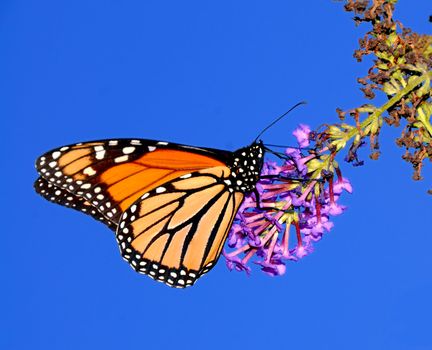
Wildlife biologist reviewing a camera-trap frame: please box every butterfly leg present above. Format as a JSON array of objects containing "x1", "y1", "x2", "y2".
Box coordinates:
[{"x1": 254, "y1": 188, "x2": 262, "y2": 209}]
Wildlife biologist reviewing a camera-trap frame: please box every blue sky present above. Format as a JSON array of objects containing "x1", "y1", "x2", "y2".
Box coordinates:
[{"x1": 2, "y1": 1, "x2": 431, "y2": 349}]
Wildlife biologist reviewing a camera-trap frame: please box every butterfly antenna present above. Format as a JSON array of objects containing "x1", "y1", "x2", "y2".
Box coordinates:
[{"x1": 254, "y1": 101, "x2": 307, "y2": 142}]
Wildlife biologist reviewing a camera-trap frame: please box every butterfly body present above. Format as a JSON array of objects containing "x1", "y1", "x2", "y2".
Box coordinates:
[{"x1": 35, "y1": 138, "x2": 264, "y2": 288}]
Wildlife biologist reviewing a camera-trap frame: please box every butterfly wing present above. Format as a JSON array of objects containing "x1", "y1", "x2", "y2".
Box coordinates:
[
  {"x1": 34, "y1": 177, "x2": 117, "y2": 231},
  {"x1": 35, "y1": 139, "x2": 232, "y2": 226},
  {"x1": 116, "y1": 166, "x2": 244, "y2": 288}
]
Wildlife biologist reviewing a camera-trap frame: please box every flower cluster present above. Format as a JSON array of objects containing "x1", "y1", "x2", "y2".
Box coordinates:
[{"x1": 223, "y1": 125, "x2": 352, "y2": 276}]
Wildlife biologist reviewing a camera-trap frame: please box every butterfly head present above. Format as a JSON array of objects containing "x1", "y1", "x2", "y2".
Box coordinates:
[{"x1": 229, "y1": 141, "x2": 264, "y2": 193}]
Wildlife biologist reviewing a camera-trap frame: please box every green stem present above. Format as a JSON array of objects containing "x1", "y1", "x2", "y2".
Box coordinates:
[{"x1": 344, "y1": 71, "x2": 432, "y2": 142}]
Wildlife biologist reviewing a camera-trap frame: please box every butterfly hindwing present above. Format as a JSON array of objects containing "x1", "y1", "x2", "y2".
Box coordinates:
[
  {"x1": 34, "y1": 177, "x2": 117, "y2": 231},
  {"x1": 116, "y1": 166, "x2": 244, "y2": 288},
  {"x1": 35, "y1": 139, "x2": 231, "y2": 226}
]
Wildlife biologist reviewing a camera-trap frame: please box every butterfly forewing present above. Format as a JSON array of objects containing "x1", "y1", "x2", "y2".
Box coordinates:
[{"x1": 35, "y1": 139, "x2": 229, "y2": 225}]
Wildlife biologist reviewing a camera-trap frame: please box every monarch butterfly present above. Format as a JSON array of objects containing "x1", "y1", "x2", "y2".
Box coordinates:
[
  {"x1": 34, "y1": 137, "x2": 265, "y2": 287},
  {"x1": 34, "y1": 105, "x2": 303, "y2": 288}
]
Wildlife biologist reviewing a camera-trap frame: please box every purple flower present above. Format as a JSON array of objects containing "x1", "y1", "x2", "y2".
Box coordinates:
[
  {"x1": 292, "y1": 124, "x2": 311, "y2": 147},
  {"x1": 285, "y1": 148, "x2": 308, "y2": 175},
  {"x1": 260, "y1": 160, "x2": 281, "y2": 176},
  {"x1": 223, "y1": 124, "x2": 351, "y2": 278},
  {"x1": 302, "y1": 216, "x2": 334, "y2": 240},
  {"x1": 223, "y1": 251, "x2": 251, "y2": 274},
  {"x1": 333, "y1": 178, "x2": 353, "y2": 194},
  {"x1": 227, "y1": 224, "x2": 244, "y2": 248},
  {"x1": 327, "y1": 202, "x2": 346, "y2": 215},
  {"x1": 293, "y1": 242, "x2": 314, "y2": 259},
  {"x1": 256, "y1": 259, "x2": 286, "y2": 276}
]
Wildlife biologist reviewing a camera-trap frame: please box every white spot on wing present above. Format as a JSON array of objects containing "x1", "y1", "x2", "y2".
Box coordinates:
[
  {"x1": 122, "y1": 146, "x2": 135, "y2": 154},
  {"x1": 83, "y1": 167, "x2": 96, "y2": 176},
  {"x1": 95, "y1": 150, "x2": 106, "y2": 160},
  {"x1": 156, "y1": 187, "x2": 166, "y2": 194},
  {"x1": 114, "y1": 155, "x2": 128, "y2": 163},
  {"x1": 52, "y1": 151, "x2": 61, "y2": 159}
]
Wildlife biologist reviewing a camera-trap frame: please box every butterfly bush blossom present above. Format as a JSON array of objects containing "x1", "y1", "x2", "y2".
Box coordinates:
[{"x1": 223, "y1": 124, "x2": 352, "y2": 276}]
